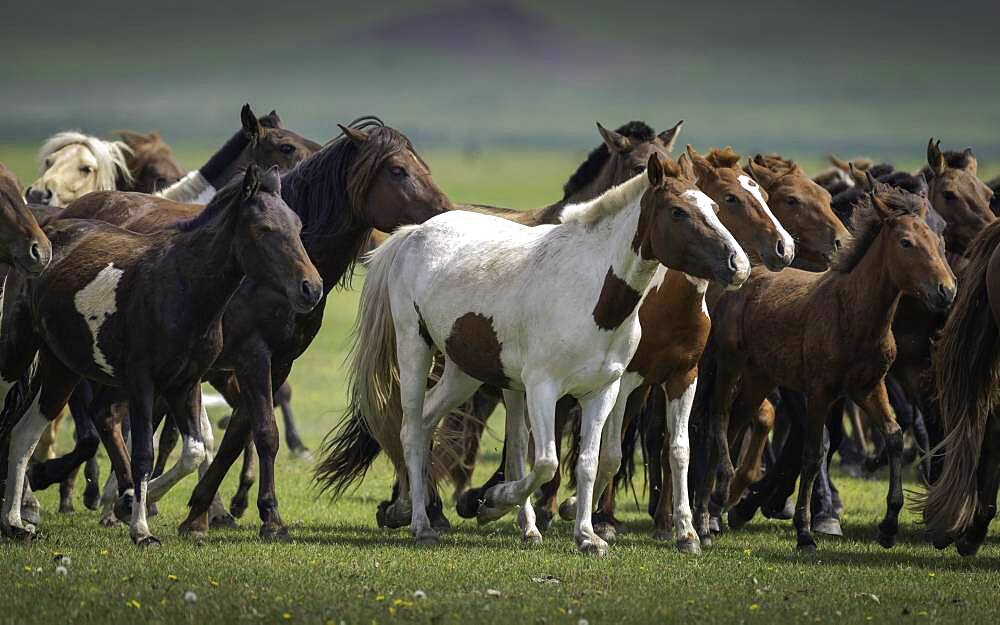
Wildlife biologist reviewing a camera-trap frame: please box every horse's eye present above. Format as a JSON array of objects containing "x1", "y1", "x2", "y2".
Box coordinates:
[
  {"x1": 79, "y1": 165, "x2": 94, "y2": 175},
  {"x1": 724, "y1": 194, "x2": 738, "y2": 205},
  {"x1": 390, "y1": 166, "x2": 407, "y2": 179},
  {"x1": 785, "y1": 196, "x2": 799, "y2": 206},
  {"x1": 943, "y1": 190, "x2": 958, "y2": 201},
  {"x1": 900, "y1": 238, "x2": 914, "y2": 248},
  {"x1": 279, "y1": 144, "x2": 295, "y2": 155},
  {"x1": 671, "y1": 207, "x2": 687, "y2": 220},
  {"x1": 44, "y1": 159, "x2": 52, "y2": 169}
]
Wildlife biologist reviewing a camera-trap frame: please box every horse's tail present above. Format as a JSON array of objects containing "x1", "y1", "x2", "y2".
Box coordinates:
[
  {"x1": 919, "y1": 220, "x2": 1000, "y2": 535},
  {"x1": 314, "y1": 226, "x2": 418, "y2": 498}
]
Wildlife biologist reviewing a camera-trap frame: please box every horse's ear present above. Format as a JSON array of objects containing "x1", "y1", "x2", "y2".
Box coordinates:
[
  {"x1": 963, "y1": 147, "x2": 978, "y2": 174},
  {"x1": 685, "y1": 145, "x2": 713, "y2": 181},
  {"x1": 829, "y1": 154, "x2": 851, "y2": 172},
  {"x1": 338, "y1": 124, "x2": 369, "y2": 146},
  {"x1": 242, "y1": 104, "x2": 263, "y2": 144},
  {"x1": 869, "y1": 187, "x2": 893, "y2": 221},
  {"x1": 261, "y1": 110, "x2": 283, "y2": 129},
  {"x1": 241, "y1": 164, "x2": 262, "y2": 200},
  {"x1": 657, "y1": 120, "x2": 683, "y2": 152},
  {"x1": 597, "y1": 122, "x2": 631, "y2": 153},
  {"x1": 927, "y1": 138, "x2": 945, "y2": 176},
  {"x1": 677, "y1": 153, "x2": 695, "y2": 181},
  {"x1": 856, "y1": 166, "x2": 875, "y2": 191},
  {"x1": 117, "y1": 130, "x2": 148, "y2": 149},
  {"x1": 647, "y1": 153, "x2": 665, "y2": 187},
  {"x1": 745, "y1": 157, "x2": 774, "y2": 188}
]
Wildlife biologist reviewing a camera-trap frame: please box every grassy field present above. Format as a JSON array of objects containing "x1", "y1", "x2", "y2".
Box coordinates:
[{"x1": 2, "y1": 147, "x2": 1000, "y2": 625}]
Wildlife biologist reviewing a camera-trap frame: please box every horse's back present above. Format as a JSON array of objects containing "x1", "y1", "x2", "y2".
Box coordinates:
[{"x1": 55, "y1": 190, "x2": 199, "y2": 232}]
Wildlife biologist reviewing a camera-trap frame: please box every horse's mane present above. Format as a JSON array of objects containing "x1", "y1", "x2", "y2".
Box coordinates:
[
  {"x1": 560, "y1": 171, "x2": 650, "y2": 226},
  {"x1": 280, "y1": 116, "x2": 415, "y2": 287},
  {"x1": 705, "y1": 147, "x2": 741, "y2": 170},
  {"x1": 831, "y1": 185, "x2": 922, "y2": 273},
  {"x1": 561, "y1": 121, "x2": 656, "y2": 201},
  {"x1": 175, "y1": 169, "x2": 279, "y2": 233},
  {"x1": 39, "y1": 131, "x2": 132, "y2": 189},
  {"x1": 118, "y1": 131, "x2": 175, "y2": 168}
]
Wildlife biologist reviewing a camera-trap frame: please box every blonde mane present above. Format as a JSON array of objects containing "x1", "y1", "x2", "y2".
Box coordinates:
[
  {"x1": 38, "y1": 131, "x2": 133, "y2": 190},
  {"x1": 559, "y1": 172, "x2": 649, "y2": 226}
]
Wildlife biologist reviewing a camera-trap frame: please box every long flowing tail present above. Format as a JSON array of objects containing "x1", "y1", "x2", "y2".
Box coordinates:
[
  {"x1": 314, "y1": 226, "x2": 419, "y2": 498},
  {"x1": 919, "y1": 220, "x2": 1000, "y2": 535}
]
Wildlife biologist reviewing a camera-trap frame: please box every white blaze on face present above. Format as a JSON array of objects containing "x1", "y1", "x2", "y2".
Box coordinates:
[
  {"x1": 74, "y1": 263, "x2": 124, "y2": 377},
  {"x1": 738, "y1": 174, "x2": 795, "y2": 255},
  {"x1": 681, "y1": 189, "x2": 750, "y2": 284}
]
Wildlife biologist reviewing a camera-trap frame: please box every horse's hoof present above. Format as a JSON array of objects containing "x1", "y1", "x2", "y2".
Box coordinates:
[
  {"x1": 21, "y1": 507, "x2": 40, "y2": 527},
  {"x1": 413, "y1": 529, "x2": 440, "y2": 545},
  {"x1": 260, "y1": 525, "x2": 291, "y2": 542},
  {"x1": 522, "y1": 529, "x2": 543, "y2": 545},
  {"x1": 147, "y1": 503, "x2": 159, "y2": 518},
  {"x1": 875, "y1": 527, "x2": 897, "y2": 549},
  {"x1": 177, "y1": 518, "x2": 208, "y2": 539},
  {"x1": 763, "y1": 500, "x2": 794, "y2": 520},
  {"x1": 476, "y1": 504, "x2": 508, "y2": 525},
  {"x1": 594, "y1": 522, "x2": 617, "y2": 543},
  {"x1": 135, "y1": 535, "x2": 162, "y2": 549},
  {"x1": 558, "y1": 497, "x2": 576, "y2": 522},
  {"x1": 576, "y1": 535, "x2": 609, "y2": 557},
  {"x1": 535, "y1": 508, "x2": 555, "y2": 532},
  {"x1": 676, "y1": 536, "x2": 702, "y2": 555},
  {"x1": 709, "y1": 516, "x2": 721, "y2": 534},
  {"x1": 797, "y1": 540, "x2": 818, "y2": 553},
  {"x1": 84, "y1": 486, "x2": 101, "y2": 511},
  {"x1": 289, "y1": 446, "x2": 312, "y2": 461},
  {"x1": 454, "y1": 489, "x2": 482, "y2": 519},
  {"x1": 210, "y1": 513, "x2": 238, "y2": 529},
  {"x1": 698, "y1": 532, "x2": 714, "y2": 549},
  {"x1": 229, "y1": 496, "x2": 248, "y2": 520},
  {"x1": 429, "y1": 511, "x2": 451, "y2": 532},
  {"x1": 956, "y1": 536, "x2": 982, "y2": 557},
  {"x1": 99, "y1": 515, "x2": 119, "y2": 528},
  {"x1": 2, "y1": 524, "x2": 37, "y2": 542},
  {"x1": 58, "y1": 500, "x2": 74, "y2": 514},
  {"x1": 812, "y1": 516, "x2": 843, "y2": 537},
  {"x1": 728, "y1": 505, "x2": 752, "y2": 531},
  {"x1": 652, "y1": 529, "x2": 673, "y2": 542},
  {"x1": 114, "y1": 494, "x2": 134, "y2": 524},
  {"x1": 929, "y1": 531, "x2": 953, "y2": 550}
]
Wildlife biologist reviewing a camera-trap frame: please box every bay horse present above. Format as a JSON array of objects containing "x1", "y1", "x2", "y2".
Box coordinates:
[
  {"x1": 920, "y1": 219, "x2": 1000, "y2": 556},
  {"x1": 314, "y1": 119, "x2": 684, "y2": 527},
  {"x1": 332, "y1": 154, "x2": 748, "y2": 555},
  {"x1": 115, "y1": 131, "x2": 185, "y2": 193},
  {"x1": 707, "y1": 179, "x2": 954, "y2": 551},
  {"x1": 53, "y1": 117, "x2": 452, "y2": 540},
  {"x1": 0, "y1": 165, "x2": 322, "y2": 546}
]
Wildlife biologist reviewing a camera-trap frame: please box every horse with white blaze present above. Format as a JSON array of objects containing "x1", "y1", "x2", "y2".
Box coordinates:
[{"x1": 346, "y1": 154, "x2": 749, "y2": 555}]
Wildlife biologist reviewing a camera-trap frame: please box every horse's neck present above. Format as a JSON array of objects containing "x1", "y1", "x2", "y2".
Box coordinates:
[
  {"x1": 578, "y1": 195, "x2": 658, "y2": 293},
  {"x1": 833, "y1": 236, "x2": 900, "y2": 344},
  {"x1": 162, "y1": 220, "x2": 244, "y2": 323}
]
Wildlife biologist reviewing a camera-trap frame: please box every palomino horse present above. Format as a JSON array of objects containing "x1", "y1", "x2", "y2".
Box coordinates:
[
  {"x1": 0, "y1": 166, "x2": 322, "y2": 545},
  {"x1": 55, "y1": 118, "x2": 453, "y2": 540},
  {"x1": 25, "y1": 133, "x2": 132, "y2": 206},
  {"x1": 709, "y1": 179, "x2": 954, "y2": 551},
  {"x1": 314, "y1": 119, "x2": 684, "y2": 527},
  {"x1": 333, "y1": 154, "x2": 748, "y2": 555},
  {"x1": 921, "y1": 219, "x2": 1000, "y2": 556}
]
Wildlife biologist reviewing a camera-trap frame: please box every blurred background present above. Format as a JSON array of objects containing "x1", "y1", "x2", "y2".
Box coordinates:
[{"x1": 3, "y1": 0, "x2": 999, "y2": 198}]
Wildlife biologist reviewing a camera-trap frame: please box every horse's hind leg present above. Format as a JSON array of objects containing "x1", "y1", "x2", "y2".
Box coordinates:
[
  {"x1": 230, "y1": 439, "x2": 256, "y2": 519},
  {"x1": 29, "y1": 384, "x2": 100, "y2": 511},
  {"x1": 728, "y1": 399, "x2": 775, "y2": 507},
  {"x1": 152, "y1": 414, "x2": 179, "y2": 480},
  {"x1": 857, "y1": 382, "x2": 904, "y2": 548},
  {"x1": 276, "y1": 382, "x2": 309, "y2": 459},
  {"x1": 955, "y1": 414, "x2": 1000, "y2": 556},
  {"x1": 83, "y1": 454, "x2": 100, "y2": 511}
]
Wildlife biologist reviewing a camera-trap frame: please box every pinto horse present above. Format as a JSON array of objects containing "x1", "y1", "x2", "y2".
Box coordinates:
[
  {"x1": 921, "y1": 220, "x2": 1000, "y2": 556},
  {"x1": 708, "y1": 179, "x2": 954, "y2": 551},
  {"x1": 333, "y1": 154, "x2": 748, "y2": 555},
  {"x1": 0, "y1": 166, "x2": 322, "y2": 546}
]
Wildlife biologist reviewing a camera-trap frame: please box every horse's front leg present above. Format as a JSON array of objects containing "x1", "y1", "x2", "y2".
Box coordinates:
[
  {"x1": 126, "y1": 379, "x2": 159, "y2": 548},
  {"x1": 857, "y1": 381, "x2": 904, "y2": 548},
  {"x1": 570, "y1": 378, "x2": 621, "y2": 557},
  {"x1": 663, "y1": 373, "x2": 701, "y2": 554},
  {"x1": 589, "y1": 375, "x2": 640, "y2": 544}
]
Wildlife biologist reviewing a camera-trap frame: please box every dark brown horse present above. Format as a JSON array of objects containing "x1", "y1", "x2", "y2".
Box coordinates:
[
  {"x1": 115, "y1": 131, "x2": 185, "y2": 193},
  {"x1": 709, "y1": 179, "x2": 954, "y2": 551},
  {"x1": 921, "y1": 220, "x2": 1000, "y2": 555},
  {"x1": 0, "y1": 164, "x2": 52, "y2": 276},
  {"x1": 0, "y1": 166, "x2": 322, "y2": 545}
]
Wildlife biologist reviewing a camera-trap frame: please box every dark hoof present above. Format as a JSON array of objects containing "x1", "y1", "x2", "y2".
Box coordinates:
[
  {"x1": 114, "y1": 494, "x2": 134, "y2": 524},
  {"x1": 135, "y1": 536, "x2": 162, "y2": 549},
  {"x1": 429, "y1": 511, "x2": 451, "y2": 532},
  {"x1": 677, "y1": 536, "x2": 702, "y2": 555},
  {"x1": 210, "y1": 513, "x2": 238, "y2": 529},
  {"x1": 956, "y1": 537, "x2": 982, "y2": 557},
  {"x1": 259, "y1": 525, "x2": 291, "y2": 542},
  {"x1": 2, "y1": 525, "x2": 37, "y2": 542},
  {"x1": 83, "y1": 486, "x2": 101, "y2": 511},
  {"x1": 698, "y1": 533, "x2": 714, "y2": 549},
  {"x1": 763, "y1": 500, "x2": 794, "y2": 520},
  {"x1": 147, "y1": 502, "x2": 159, "y2": 518},
  {"x1": 375, "y1": 500, "x2": 409, "y2": 529},
  {"x1": 229, "y1": 495, "x2": 249, "y2": 519},
  {"x1": 728, "y1": 504, "x2": 752, "y2": 531},
  {"x1": 535, "y1": 507, "x2": 555, "y2": 532},
  {"x1": 875, "y1": 527, "x2": 897, "y2": 549},
  {"x1": 929, "y1": 530, "x2": 953, "y2": 550},
  {"x1": 558, "y1": 497, "x2": 576, "y2": 522},
  {"x1": 177, "y1": 515, "x2": 209, "y2": 539},
  {"x1": 58, "y1": 500, "x2": 74, "y2": 514},
  {"x1": 812, "y1": 516, "x2": 843, "y2": 537},
  {"x1": 797, "y1": 540, "x2": 818, "y2": 553},
  {"x1": 594, "y1": 522, "x2": 617, "y2": 543},
  {"x1": 454, "y1": 489, "x2": 482, "y2": 519}
]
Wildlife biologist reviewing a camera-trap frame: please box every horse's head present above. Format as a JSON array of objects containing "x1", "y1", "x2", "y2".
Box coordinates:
[
  {"x1": 926, "y1": 139, "x2": 995, "y2": 254},
  {"x1": 746, "y1": 154, "x2": 848, "y2": 272},
  {"x1": 337, "y1": 122, "x2": 453, "y2": 232},
  {"x1": 688, "y1": 145, "x2": 794, "y2": 271},
  {"x1": 595, "y1": 120, "x2": 683, "y2": 183},
  {"x1": 638, "y1": 153, "x2": 749, "y2": 289},
  {"x1": 242, "y1": 107, "x2": 322, "y2": 174},
  {"x1": 228, "y1": 165, "x2": 322, "y2": 312},
  {"x1": 0, "y1": 164, "x2": 51, "y2": 275},
  {"x1": 867, "y1": 178, "x2": 955, "y2": 312},
  {"x1": 25, "y1": 132, "x2": 131, "y2": 207},
  {"x1": 117, "y1": 130, "x2": 184, "y2": 193}
]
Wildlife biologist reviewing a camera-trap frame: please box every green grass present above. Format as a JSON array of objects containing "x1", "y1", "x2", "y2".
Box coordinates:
[{"x1": 3, "y1": 147, "x2": 1000, "y2": 625}]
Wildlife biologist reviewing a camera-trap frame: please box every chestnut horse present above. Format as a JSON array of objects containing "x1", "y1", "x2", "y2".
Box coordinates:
[
  {"x1": 921, "y1": 220, "x2": 1000, "y2": 556},
  {"x1": 331, "y1": 154, "x2": 748, "y2": 555},
  {"x1": 709, "y1": 179, "x2": 954, "y2": 551},
  {"x1": 0, "y1": 166, "x2": 322, "y2": 546}
]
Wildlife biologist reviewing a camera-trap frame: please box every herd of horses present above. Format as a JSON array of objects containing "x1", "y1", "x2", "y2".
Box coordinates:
[{"x1": 1, "y1": 105, "x2": 999, "y2": 560}]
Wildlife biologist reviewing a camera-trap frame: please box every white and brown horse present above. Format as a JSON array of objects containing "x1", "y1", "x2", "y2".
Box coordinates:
[{"x1": 337, "y1": 155, "x2": 748, "y2": 554}]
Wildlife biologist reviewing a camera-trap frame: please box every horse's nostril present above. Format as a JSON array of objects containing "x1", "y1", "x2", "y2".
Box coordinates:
[
  {"x1": 29, "y1": 241, "x2": 41, "y2": 262},
  {"x1": 775, "y1": 239, "x2": 785, "y2": 258},
  {"x1": 937, "y1": 283, "x2": 954, "y2": 302},
  {"x1": 834, "y1": 238, "x2": 844, "y2": 251},
  {"x1": 728, "y1": 252, "x2": 738, "y2": 272}
]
